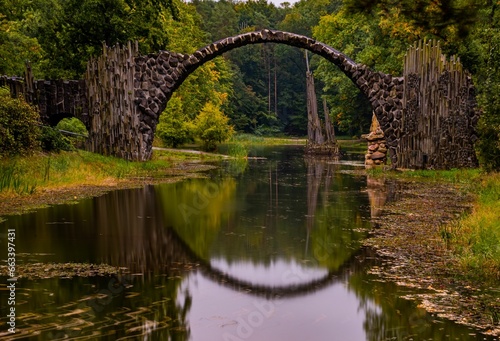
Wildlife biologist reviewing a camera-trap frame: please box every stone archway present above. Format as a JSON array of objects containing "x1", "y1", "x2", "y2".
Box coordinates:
[{"x1": 85, "y1": 30, "x2": 403, "y2": 162}]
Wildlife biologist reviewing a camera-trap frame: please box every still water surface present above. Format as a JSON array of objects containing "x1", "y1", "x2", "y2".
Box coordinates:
[{"x1": 0, "y1": 146, "x2": 494, "y2": 340}]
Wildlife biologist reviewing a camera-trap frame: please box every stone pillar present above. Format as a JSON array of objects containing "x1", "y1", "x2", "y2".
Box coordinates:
[{"x1": 362, "y1": 113, "x2": 387, "y2": 168}]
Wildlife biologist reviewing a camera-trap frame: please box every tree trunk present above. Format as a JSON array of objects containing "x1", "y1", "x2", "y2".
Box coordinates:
[
  {"x1": 305, "y1": 52, "x2": 324, "y2": 146},
  {"x1": 323, "y1": 97, "x2": 335, "y2": 144}
]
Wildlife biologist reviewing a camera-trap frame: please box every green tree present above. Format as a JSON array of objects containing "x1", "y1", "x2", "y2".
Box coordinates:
[
  {"x1": 156, "y1": 96, "x2": 195, "y2": 148},
  {"x1": 461, "y1": 4, "x2": 500, "y2": 171},
  {"x1": 0, "y1": 2, "x2": 44, "y2": 77},
  {"x1": 343, "y1": 0, "x2": 480, "y2": 42},
  {"x1": 21, "y1": 0, "x2": 177, "y2": 78},
  {"x1": 312, "y1": 9, "x2": 384, "y2": 136},
  {"x1": 39, "y1": 126, "x2": 73, "y2": 152},
  {"x1": 159, "y1": 0, "x2": 235, "y2": 144},
  {"x1": 56, "y1": 118, "x2": 88, "y2": 148},
  {"x1": 194, "y1": 102, "x2": 234, "y2": 150},
  {"x1": 276, "y1": 0, "x2": 339, "y2": 135},
  {"x1": 191, "y1": 0, "x2": 239, "y2": 41},
  {"x1": 340, "y1": 0, "x2": 499, "y2": 169}
]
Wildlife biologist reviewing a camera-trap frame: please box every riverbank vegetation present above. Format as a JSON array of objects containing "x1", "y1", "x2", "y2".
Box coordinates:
[
  {"x1": 0, "y1": 149, "x2": 221, "y2": 216},
  {"x1": 451, "y1": 172, "x2": 500, "y2": 282},
  {"x1": 369, "y1": 167, "x2": 500, "y2": 283},
  {"x1": 364, "y1": 177, "x2": 500, "y2": 334}
]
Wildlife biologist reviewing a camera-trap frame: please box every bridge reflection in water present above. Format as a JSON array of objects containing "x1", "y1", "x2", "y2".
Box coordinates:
[{"x1": 0, "y1": 146, "x2": 488, "y2": 340}]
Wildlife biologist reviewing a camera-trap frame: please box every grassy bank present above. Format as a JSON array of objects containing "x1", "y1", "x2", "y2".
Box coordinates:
[
  {"x1": 450, "y1": 172, "x2": 500, "y2": 282},
  {"x1": 0, "y1": 149, "x2": 222, "y2": 215},
  {"x1": 337, "y1": 138, "x2": 367, "y2": 155},
  {"x1": 370, "y1": 167, "x2": 500, "y2": 283},
  {"x1": 228, "y1": 133, "x2": 306, "y2": 145}
]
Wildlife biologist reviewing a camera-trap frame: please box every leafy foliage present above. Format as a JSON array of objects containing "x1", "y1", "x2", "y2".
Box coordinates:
[
  {"x1": 194, "y1": 102, "x2": 234, "y2": 151},
  {"x1": 56, "y1": 118, "x2": 88, "y2": 135},
  {"x1": 1, "y1": 0, "x2": 500, "y2": 167},
  {"x1": 156, "y1": 96, "x2": 195, "y2": 148},
  {"x1": 464, "y1": 6, "x2": 500, "y2": 171},
  {"x1": 0, "y1": 88, "x2": 41, "y2": 157},
  {"x1": 343, "y1": 0, "x2": 480, "y2": 40},
  {"x1": 0, "y1": 13, "x2": 43, "y2": 76},
  {"x1": 313, "y1": 9, "x2": 385, "y2": 135},
  {"x1": 55, "y1": 118, "x2": 88, "y2": 149},
  {"x1": 39, "y1": 126, "x2": 73, "y2": 152}
]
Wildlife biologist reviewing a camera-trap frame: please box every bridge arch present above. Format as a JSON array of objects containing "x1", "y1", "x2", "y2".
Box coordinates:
[{"x1": 133, "y1": 29, "x2": 403, "y2": 163}]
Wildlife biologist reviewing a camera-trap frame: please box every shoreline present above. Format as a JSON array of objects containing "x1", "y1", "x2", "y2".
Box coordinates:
[
  {"x1": 0, "y1": 161, "x2": 216, "y2": 218},
  {"x1": 1, "y1": 153, "x2": 498, "y2": 336},
  {"x1": 365, "y1": 179, "x2": 500, "y2": 337}
]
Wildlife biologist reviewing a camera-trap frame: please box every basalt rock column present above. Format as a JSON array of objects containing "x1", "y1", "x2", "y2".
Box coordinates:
[
  {"x1": 86, "y1": 42, "x2": 150, "y2": 161},
  {"x1": 398, "y1": 40, "x2": 479, "y2": 169}
]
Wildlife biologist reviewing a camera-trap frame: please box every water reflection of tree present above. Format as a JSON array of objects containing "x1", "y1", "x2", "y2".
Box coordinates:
[
  {"x1": 89, "y1": 185, "x2": 192, "y2": 340},
  {"x1": 305, "y1": 156, "x2": 372, "y2": 270},
  {"x1": 305, "y1": 156, "x2": 336, "y2": 233},
  {"x1": 156, "y1": 177, "x2": 238, "y2": 260},
  {"x1": 0, "y1": 185, "x2": 193, "y2": 340}
]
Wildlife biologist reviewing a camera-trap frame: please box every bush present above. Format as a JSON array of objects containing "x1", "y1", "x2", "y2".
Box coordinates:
[
  {"x1": 0, "y1": 87, "x2": 41, "y2": 157},
  {"x1": 56, "y1": 118, "x2": 88, "y2": 135},
  {"x1": 194, "y1": 102, "x2": 234, "y2": 151},
  {"x1": 39, "y1": 126, "x2": 73, "y2": 152},
  {"x1": 156, "y1": 96, "x2": 194, "y2": 148},
  {"x1": 56, "y1": 118, "x2": 88, "y2": 148}
]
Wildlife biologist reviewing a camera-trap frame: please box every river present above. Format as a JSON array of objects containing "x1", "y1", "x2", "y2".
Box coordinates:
[{"x1": 0, "y1": 145, "x2": 495, "y2": 340}]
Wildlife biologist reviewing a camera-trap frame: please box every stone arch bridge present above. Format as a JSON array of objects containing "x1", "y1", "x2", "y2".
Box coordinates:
[{"x1": 0, "y1": 29, "x2": 478, "y2": 169}]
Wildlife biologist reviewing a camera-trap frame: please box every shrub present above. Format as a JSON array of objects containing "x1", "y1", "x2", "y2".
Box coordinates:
[
  {"x1": 56, "y1": 118, "x2": 88, "y2": 135},
  {"x1": 39, "y1": 126, "x2": 73, "y2": 152},
  {"x1": 0, "y1": 87, "x2": 41, "y2": 157},
  {"x1": 56, "y1": 118, "x2": 88, "y2": 148},
  {"x1": 156, "y1": 96, "x2": 194, "y2": 148},
  {"x1": 194, "y1": 102, "x2": 234, "y2": 151}
]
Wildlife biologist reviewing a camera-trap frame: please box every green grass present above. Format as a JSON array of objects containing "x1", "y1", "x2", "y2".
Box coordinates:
[
  {"x1": 0, "y1": 161, "x2": 37, "y2": 195},
  {"x1": 221, "y1": 134, "x2": 307, "y2": 158},
  {"x1": 227, "y1": 142, "x2": 249, "y2": 158},
  {"x1": 368, "y1": 167, "x2": 484, "y2": 184},
  {"x1": 337, "y1": 139, "x2": 367, "y2": 155},
  {"x1": 229, "y1": 133, "x2": 306, "y2": 146},
  {"x1": 449, "y1": 172, "x2": 500, "y2": 282},
  {"x1": 0, "y1": 149, "x2": 215, "y2": 197}
]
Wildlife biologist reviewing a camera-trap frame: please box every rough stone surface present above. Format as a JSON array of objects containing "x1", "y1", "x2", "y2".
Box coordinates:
[
  {"x1": 362, "y1": 114, "x2": 387, "y2": 168},
  {"x1": 0, "y1": 75, "x2": 89, "y2": 128}
]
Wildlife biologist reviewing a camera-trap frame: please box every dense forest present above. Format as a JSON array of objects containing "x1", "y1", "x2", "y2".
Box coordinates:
[{"x1": 0, "y1": 0, "x2": 499, "y2": 169}]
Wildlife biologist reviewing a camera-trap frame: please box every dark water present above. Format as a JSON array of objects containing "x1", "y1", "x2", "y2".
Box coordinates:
[{"x1": 0, "y1": 146, "x2": 495, "y2": 340}]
